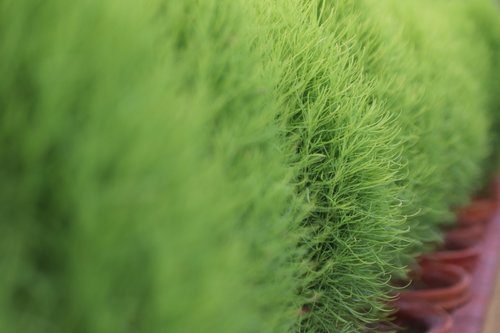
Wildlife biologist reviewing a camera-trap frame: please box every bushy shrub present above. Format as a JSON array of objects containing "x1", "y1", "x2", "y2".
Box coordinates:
[
  {"x1": 466, "y1": 0, "x2": 500, "y2": 173},
  {"x1": 252, "y1": 1, "x2": 410, "y2": 331},
  {"x1": 252, "y1": 0, "x2": 498, "y2": 330},
  {"x1": 361, "y1": 0, "x2": 492, "y2": 258},
  {"x1": 1, "y1": 1, "x2": 499, "y2": 333},
  {"x1": 0, "y1": 1, "x2": 304, "y2": 332}
]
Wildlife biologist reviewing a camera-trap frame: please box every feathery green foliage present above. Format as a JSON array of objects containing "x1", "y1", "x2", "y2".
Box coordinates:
[
  {"x1": 0, "y1": 1, "x2": 304, "y2": 332},
  {"x1": 362, "y1": 0, "x2": 492, "y2": 258},
  {"x1": 466, "y1": 0, "x2": 500, "y2": 172},
  {"x1": 1, "y1": 1, "x2": 499, "y2": 333},
  {"x1": 252, "y1": 1, "x2": 410, "y2": 331}
]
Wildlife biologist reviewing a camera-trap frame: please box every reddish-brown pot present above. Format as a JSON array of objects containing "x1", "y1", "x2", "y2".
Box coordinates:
[
  {"x1": 398, "y1": 263, "x2": 471, "y2": 311},
  {"x1": 444, "y1": 224, "x2": 484, "y2": 249},
  {"x1": 420, "y1": 233, "x2": 482, "y2": 272},
  {"x1": 373, "y1": 300, "x2": 452, "y2": 333},
  {"x1": 456, "y1": 198, "x2": 496, "y2": 227},
  {"x1": 390, "y1": 300, "x2": 452, "y2": 333}
]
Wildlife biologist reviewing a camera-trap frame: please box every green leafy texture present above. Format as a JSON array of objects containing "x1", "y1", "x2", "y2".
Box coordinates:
[
  {"x1": 465, "y1": 0, "x2": 500, "y2": 173},
  {"x1": 1, "y1": 1, "x2": 499, "y2": 333},
  {"x1": 361, "y1": 0, "x2": 493, "y2": 258},
  {"x1": 0, "y1": 1, "x2": 305, "y2": 332},
  {"x1": 252, "y1": 0, "x2": 498, "y2": 331},
  {"x1": 252, "y1": 1, "x2": 411, "y2": 331}
]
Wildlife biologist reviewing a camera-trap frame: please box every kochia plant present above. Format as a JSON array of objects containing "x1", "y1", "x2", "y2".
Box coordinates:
[
  {"x1": 0, "y1": 1, "x2": 499, "y2": 333},
  {"x1": 0, "y1": 1, "x2": 304, "y2": 332},
  {"x1": 253, "y1": 1, "x2": 410, "y2": 331}
]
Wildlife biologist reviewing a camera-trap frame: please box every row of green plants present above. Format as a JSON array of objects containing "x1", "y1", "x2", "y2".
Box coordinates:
[{"x1": 0, "y1": 0, "x2": 499, "y2": 332}]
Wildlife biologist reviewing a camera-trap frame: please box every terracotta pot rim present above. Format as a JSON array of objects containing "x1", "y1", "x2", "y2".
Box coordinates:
[
  {"x1": 390, "y1": 300, "x2": 453, "y2": 333},
  {"x1": 419, "y1": 247, "x2": 481, "y2": 273},
  {"x1": 446, "y1": 223, "x2": 484, "y2": 235},
  {"x1": 445, "y1": 224, "x2": 484, "y2": 237},
  {"x1": 421, "y1": 244, "x2": 481, "y2": 261},
  {"x1": 398, "y1": 264, "x2": 470, "y2": 299},
  {"x1": 456, "y1": 198, "x2": 497, "y2": 225}
]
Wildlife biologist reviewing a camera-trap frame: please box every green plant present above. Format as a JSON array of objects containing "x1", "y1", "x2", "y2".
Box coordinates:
[
  {"x1": 466, "y1": 0, "x2": 500, "y2": 174},
  {"x1": 253, "y1": 1, "x2": 411, "y2": 331},
  {"x1": 1, "y1": 1, "x2": 499, "y2": 333},
  {"x1": 0, "y1": 1, "x2": 304, "y2": 332},
  {"x1": 361, "y1": 0, "x2": 492, "y2": 258}
]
